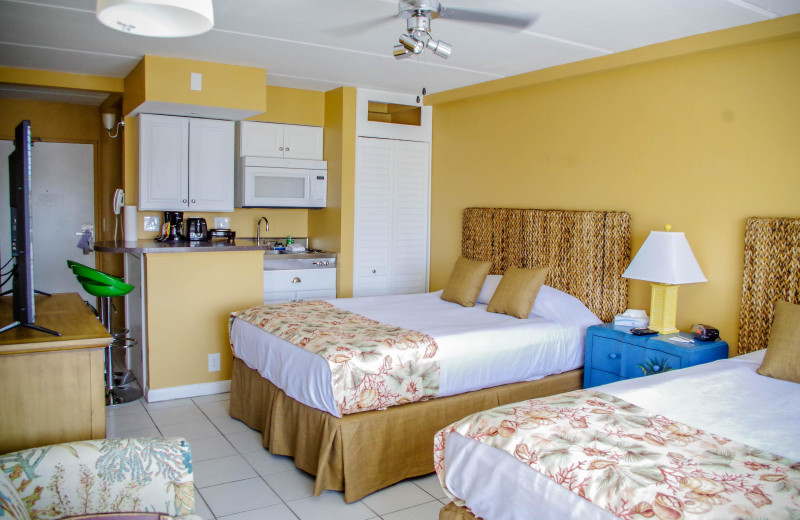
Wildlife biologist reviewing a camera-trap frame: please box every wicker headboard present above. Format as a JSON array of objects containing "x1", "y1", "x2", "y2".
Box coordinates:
[
  {"x1": 738, "y1": 217, "x2": 800, "y2": 354},
  {"x1": 461, "y1": 208, "x2": 631, "y2": 323}
]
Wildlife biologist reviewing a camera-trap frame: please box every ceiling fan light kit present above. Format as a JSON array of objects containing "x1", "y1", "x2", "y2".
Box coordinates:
[
  {"x1": 96, "y1": 0, "x2": 214, "y2": 37},
  {"x1": 391, "y1": 0, "x2": 534, "y2": 60}
]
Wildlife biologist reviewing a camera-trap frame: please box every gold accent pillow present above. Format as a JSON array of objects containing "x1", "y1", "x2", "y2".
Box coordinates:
[
  {"x1": 487, "y1": 266, "x2": 550, "y2": 319},
  {"x1": 440, "y1": 257, "x2": 492, "y2": 307},
  {"x1": 757, "y1": 300, "x2": 800, "y2": 383}
]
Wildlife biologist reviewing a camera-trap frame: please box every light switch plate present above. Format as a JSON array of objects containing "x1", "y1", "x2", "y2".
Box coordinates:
[
  {"x1": 214, "y1": 217, "x2": 229, "y2": 229},
  {"x1": 191, "y1": 72, "x2": 202, "y2": 91},
  {"x1": 143, "y1": 215, "x2": 159, "y2": 231}
]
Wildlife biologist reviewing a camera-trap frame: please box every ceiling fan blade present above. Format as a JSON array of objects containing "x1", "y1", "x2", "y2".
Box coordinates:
[
  {"x1": 327, "y1": 13, "x2": 398, "y2": 36},
  {"x1": 438, "y1": 6, "x2": 538, "y2": 30}
]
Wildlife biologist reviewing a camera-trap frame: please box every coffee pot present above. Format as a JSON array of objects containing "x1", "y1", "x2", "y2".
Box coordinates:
[{"x1": 163, "y1": 211, "x2": 185, "y2": 241}]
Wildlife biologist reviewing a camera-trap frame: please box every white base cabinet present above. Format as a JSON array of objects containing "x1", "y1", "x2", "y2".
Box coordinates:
[
  {"x1": 353, "y1": 137, "x2": 430, "y2": 297},
  {"x1": 263, "y1": 268, "x2": 336, "y2": 304},
  {"x1": 139, "y1": 114, "x2": 234, "y2": 212}
]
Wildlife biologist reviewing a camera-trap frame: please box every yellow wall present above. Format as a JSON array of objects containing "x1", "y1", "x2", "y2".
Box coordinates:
[
  {"x1": 309, "y1": 87, "x2": 357, "y2": 296},
  {"x1": 0, "y1": 66, "x2": 123, "y2": 94},
  {"x1": 428, "y1": 19, "x2": 800, "y2": 354},
  {"x1": 123, "y1": 56, "x2": 266, "y2": 116},
  {"x1": 144, "y1": 251, "x2": 263, "y2": 389},
  {"x1": 248, "y1": 86, "x2": 325, "y2": 126}
]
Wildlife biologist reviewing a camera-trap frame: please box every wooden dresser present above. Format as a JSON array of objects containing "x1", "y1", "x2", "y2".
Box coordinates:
[{"x1": 0, "y1": 292, "x2": 111, "y2": 453}]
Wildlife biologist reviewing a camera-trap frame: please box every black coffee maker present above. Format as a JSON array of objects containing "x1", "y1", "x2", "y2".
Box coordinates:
[{"x1": 163, "y1": 211, "x2": 185, "y2": 241}]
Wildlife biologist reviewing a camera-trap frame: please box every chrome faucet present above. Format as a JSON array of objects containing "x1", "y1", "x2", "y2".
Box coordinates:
[{"x1": 256, "y1": 216, "x2": 269, "y2": 244}]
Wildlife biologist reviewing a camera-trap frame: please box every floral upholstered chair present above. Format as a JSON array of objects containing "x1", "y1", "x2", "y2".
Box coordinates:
[{"x1": 0, "y1": 437, "x2": 198, "y2": 520}]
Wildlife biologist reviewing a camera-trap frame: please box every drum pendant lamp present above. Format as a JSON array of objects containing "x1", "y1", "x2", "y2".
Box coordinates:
[{"x1": 96, "y1": 0, "x2": 214, "y2": 37}]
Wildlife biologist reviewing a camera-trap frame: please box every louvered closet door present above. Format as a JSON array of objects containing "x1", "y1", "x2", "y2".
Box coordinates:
[
  {"x1": 390, "y1": 140, "x2": 429, "y2": 294},
  {"x1": 355, "y1": 138, "x2": 392, "y2": 296},
  {"x1": 354, "y1": 137, "x2": 430, "y2": 297}
]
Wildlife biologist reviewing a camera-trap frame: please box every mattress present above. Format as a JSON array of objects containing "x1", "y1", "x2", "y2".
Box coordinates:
[
  {"x1": 439, "y1": 350, "x2": 800, "y2": 520},
  {"x1": 230, "y1": 286, "x2": 601, "y2": 417}
]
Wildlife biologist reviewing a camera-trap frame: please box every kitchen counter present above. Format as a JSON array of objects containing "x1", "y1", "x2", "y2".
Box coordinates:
[{"x1": 93, "y1": 239, "x2": 336, "y2": 259}]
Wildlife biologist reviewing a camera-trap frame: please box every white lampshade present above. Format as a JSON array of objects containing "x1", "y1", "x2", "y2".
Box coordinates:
[
  {"x1": 96, "y1": 0, "x2": 214, "y2": 38},
  {"x1": 622, "y1": 230, "x2": 707, "y2": 285}
]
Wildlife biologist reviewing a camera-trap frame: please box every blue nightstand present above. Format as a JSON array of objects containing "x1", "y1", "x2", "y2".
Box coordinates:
[{"x1": 584, "y1": 323, "x2": 729, "y2": 388}]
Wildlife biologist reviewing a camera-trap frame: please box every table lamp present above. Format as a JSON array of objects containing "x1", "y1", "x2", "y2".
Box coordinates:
[{"x1": 622, "y1": 225, "x2": 706, "y2": 334}]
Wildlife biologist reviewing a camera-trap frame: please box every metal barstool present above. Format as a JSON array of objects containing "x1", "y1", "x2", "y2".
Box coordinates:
[{"x1": 67, "y1": 261, "x2": 143, "y2": 406}]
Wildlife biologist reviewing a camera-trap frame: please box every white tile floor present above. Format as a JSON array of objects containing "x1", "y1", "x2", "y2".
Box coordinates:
[{"x1": 106, "y1": 393, "x2": 450, "y2": 520}]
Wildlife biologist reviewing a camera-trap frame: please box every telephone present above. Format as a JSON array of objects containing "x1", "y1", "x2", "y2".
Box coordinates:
[{"x1": 113, "y1": 189, "x2": 125, "y2": 215}]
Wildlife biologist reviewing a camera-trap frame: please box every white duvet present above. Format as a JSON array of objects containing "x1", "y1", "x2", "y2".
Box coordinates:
[
  {"x1": 230, "y1": 286, "x2": 601, "y2": 417},
  {"x1": 441, "y1": 350, "x2": 800, "y2": 520}
]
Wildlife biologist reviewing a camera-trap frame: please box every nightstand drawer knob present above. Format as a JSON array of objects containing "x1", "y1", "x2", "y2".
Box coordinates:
[{"x1": 608, "y1": 353, "x2": 618, "y2": 359}]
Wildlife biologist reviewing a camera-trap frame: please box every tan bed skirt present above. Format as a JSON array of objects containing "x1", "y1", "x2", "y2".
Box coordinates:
[
  {"x1": 229, "y1": 357, "x2": 583, "y2": 503},
  {"x1": 440, "y1": 502, "x2": 480, "y2": 520}
]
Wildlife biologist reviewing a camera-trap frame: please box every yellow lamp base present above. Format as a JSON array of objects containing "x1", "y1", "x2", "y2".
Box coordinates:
[{"x1": 649, "y1": 283, "x2": 680, "y2": 334}]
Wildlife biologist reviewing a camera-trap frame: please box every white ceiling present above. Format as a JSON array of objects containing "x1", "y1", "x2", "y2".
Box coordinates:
[{"x1": 0, "y1": 0, "x2": 798, "y2": 106}]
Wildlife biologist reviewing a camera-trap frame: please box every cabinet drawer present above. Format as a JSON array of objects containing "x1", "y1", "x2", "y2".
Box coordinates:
[
  {"x1": 590, "y1": 337, "x2": 624, "y2": 375},
  {"x1": 263, "y1": 269, "x2": 335, "y2": 292},
  {"x1": 263, "y1": 291, "x2": 295, "y2": 304},
  {"x1": 621, "y1": 347, "x2": 683, "y2": 379},
  {"x1": 296, "y1": 289, "x2": 336, "y2": 302},
  {"x1": 588, "y1": 368, "x2": 622, "y2": 388}
]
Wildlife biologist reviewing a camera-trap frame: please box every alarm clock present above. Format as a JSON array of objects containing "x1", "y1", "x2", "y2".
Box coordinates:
[{"x1": 691, "y1": 323, "x2": 719, "y2": 341}]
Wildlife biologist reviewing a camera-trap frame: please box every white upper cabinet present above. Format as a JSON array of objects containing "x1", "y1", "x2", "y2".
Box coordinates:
[
  {"x1": 189, "y1": 118, "x2": 235, "y2": 212},
  {"x1": 238, "y1": 121, "x2": 323, "y2": 160},
  {"x1": 139, "y1": 114, "x2": 234, "y2": 212}
]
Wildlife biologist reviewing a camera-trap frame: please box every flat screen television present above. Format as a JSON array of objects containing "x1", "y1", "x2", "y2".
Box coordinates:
[{"x1": 0, "y1": 120, "x2": 59, "y2": 336}]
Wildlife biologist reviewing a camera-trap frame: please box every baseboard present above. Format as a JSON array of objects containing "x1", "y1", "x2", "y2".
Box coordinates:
[{"x1": 145, "y1": 380, "x2": 231, "y2": 402}]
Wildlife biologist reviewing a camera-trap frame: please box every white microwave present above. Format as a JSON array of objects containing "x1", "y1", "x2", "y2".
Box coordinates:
[{"x1": 235, "y1": 157, "x2": 327, "y2": 208}]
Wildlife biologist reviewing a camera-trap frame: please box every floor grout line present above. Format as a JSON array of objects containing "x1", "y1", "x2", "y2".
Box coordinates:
[{"x1": 134, "y1": 395, "x2": 441, "y2": 520}]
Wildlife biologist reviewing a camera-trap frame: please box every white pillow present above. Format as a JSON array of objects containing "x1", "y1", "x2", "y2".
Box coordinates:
[
  {"x1": 477, "y1": 276, "x2": 600, "y2": 326},
  {"x1": 531, "y1": 285, "x2": 602, "y2": 327},
  {"x1": 476, "y1": 275, "x2": 502, "y2": 304}
]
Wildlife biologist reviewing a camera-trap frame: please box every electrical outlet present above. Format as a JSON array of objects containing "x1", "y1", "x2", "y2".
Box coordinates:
[
  {"x1": 143, "y1": 216, "x2": 159, "y2": 231},
  {"x1": 208, "y1": 353, "x2": 221, "y2": 372},
  {"x1": 214, "y1": 217, "x2": 229, "y2": 229}
]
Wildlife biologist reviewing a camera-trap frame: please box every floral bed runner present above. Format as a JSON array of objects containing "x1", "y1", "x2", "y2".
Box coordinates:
[
  {"x1": 435, "y1": 390, "x2": 800, "y2": 519},
  {"x1": 232, "y1": 300, "x2": 440, "y2": 415}
]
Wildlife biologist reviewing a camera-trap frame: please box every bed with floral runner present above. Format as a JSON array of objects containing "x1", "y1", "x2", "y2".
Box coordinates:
[
  {"x1": 227, "y1": 208, "x2": 631, "y2": 502},
  {"x1": 436, "y1": 353, "x2": 800, "y2": 520},
  {"x1": 436, "y1": 216, "x2": 800, "y2": 520}
]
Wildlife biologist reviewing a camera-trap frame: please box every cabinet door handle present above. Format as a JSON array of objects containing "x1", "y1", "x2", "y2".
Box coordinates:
[
  {"x1": 191, "y1": 199, "x2": 196, "y2": 203},
  {"x1": 182, "y1": 199, "x2": 188, "y2": 203},
  {"x1": 291, "y1": 277, "x2": 301, "y2": 283},
  {"x1": 372, "y1": 269, "x2": 377, "y2": 274},
  {"x1": 285, "y1": 147, "x2": 290, "y2": 151},
  {"x1": 608, "y1": 353, "x2": 618, "y2": 359},
  {"x1": 280, "y1": 146, "x2": 284, "y2": 151}
]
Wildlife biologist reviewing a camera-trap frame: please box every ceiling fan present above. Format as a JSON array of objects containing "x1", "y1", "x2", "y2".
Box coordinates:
[{"x1": 391, "y1": 0, "x2": 538, "y2": 60}]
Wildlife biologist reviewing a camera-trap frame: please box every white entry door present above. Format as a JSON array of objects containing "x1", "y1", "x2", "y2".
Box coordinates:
[{"x1": 0, "y1": 140, "x2": 95, "y2": 302}]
